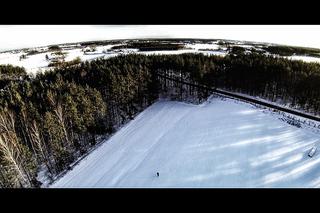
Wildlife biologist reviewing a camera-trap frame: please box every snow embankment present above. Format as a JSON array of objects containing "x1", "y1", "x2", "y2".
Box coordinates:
[{"x1": 51, "y1": 97, "x2": 320, "y2": 188}]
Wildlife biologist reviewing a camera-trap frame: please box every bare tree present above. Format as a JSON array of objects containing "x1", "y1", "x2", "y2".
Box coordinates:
[
  {"x1": 0, "y1": 110, "x2": 30, "y2": 187},
  {"x1": 47, "y1": 91, "x2": 71, "y2": 148},
  {"x1": 29, "y1": 120, "x2": 54, "y2": 175}
]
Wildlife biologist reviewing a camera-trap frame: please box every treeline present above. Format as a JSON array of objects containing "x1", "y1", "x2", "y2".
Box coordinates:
[
  {"x1": 48, "y1": 57, "x2": 81, "y2": 68},
  {"x1": 0, "y1": 65, "x2": 27, "y2": 79},
  {"x1": 149, "y1": 52, "x2": 320, "y2": 114},
  {"x1": 79, "y1": 40, "x2": 120, "y2": 47},
  {"x1": 0, "y1": 56, "x2": 158, "y2": 187},
  {"x1": 111, "y1": 42, "x2": 185, "y2": 51},
  {"x1": 1, "y1": 51, "x2": 320, "y2": 187},
  {"x1": 262, "y1": 45, "x2": 320, "y2": 57},
  {"x1": 0, "y1": 65, "x2": 28, "y2": 89}
]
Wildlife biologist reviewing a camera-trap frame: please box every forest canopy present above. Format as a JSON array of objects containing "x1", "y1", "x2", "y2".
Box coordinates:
[{"x1": 1, "y1": 51, "x2": 320, "y2": 187}]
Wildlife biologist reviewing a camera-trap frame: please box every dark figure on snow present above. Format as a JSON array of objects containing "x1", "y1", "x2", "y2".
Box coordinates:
[{"x1": 156, "y1": 172, "x2": 159, "y2": 177}]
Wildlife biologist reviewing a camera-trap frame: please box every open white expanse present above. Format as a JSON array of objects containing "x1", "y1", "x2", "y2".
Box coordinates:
[
  {"x1": 3, "y1": 39, "x2": 320, "y2": 76},
  {"x1": 2, "y1": 25, "x2": 320, "y2": 51},
  {"x1": 52, "y1": 97, "x2": 320, "y2": 188},
  {"x1": 0, "y1": 42, "x2": 227, "y2": 75}
]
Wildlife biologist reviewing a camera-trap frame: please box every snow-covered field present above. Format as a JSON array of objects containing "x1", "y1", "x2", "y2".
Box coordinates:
[
  {"x1": 51, "y1": 97, "x2": 320, "y2": 188},
  {"x1": 0, "y1": 45, "x2": 119, "y2": 75},
  {"x1": 0, "y1": 43, "x2": 228, "y2": 75},
  {"x1": 286, "y1": 55, "x2": 320, "y2": 64},
  {"x1": 0, "y1": 51, "x2": 49, "y2": 75},
  {"x1": 2, "y1": 41, "x2": 320, "y2": 75}
]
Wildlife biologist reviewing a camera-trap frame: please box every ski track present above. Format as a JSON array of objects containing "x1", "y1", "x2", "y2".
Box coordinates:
[{"x1": 52, "y1": 98, "x2": 320, "y2": 188}]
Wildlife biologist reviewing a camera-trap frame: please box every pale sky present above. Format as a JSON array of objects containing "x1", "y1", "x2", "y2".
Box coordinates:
[{"x1": 1, "y1": 25, "x2": 320, "y2": 51}]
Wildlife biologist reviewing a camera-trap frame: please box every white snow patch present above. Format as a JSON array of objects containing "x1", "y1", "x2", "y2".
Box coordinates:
[{"x1": 185, "y1": 43, "x2": 220, "y2": 50}]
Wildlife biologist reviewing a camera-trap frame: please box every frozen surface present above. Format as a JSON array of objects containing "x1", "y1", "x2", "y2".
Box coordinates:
[{"x1": 51, "y1": 97, "x2": 320, "y2": 188}]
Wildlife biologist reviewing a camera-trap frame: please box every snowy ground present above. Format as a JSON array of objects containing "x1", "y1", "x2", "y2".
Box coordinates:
[
  {"x1": 2, "y1": 41, "x2": 320, "y2": 75},
  {"x1": 286, "y1": 55, "x2": 320, "y2": 64},
  {"x1": 51, "y1": 97, "x2": 320, "y2": 188},
  {"x1": 0, "y1": 43, "x2": 228, "y2": 75},
  {"x1": 0, "y1": 45, "x2": 119, "y2": 75}
]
